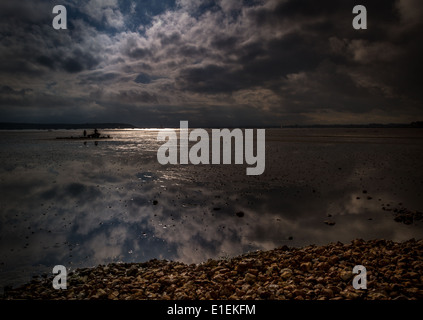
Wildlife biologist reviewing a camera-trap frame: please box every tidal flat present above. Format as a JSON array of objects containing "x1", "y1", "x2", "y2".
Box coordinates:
[{"x1": 1, "y1": 128, "x2": 422, "y2": 296}]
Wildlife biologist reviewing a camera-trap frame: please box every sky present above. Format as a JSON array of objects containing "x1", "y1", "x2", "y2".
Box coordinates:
[{"x1": 0, "y1": 0, "x2": 422, "y2": 127}]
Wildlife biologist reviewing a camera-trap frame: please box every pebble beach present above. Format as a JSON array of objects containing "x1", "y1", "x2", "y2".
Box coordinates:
[{"x1": 3, "y1": 239, "x2": 422, "y2": 300}]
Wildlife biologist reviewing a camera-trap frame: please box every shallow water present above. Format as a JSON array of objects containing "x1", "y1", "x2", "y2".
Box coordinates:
[{"x1": 1, "y1": 128, "x2": 423, "y2": 291}]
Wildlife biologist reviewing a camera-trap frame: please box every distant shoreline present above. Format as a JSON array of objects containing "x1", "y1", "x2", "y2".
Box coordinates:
[
  {"x1": 0, "y1": 121, "x2": 422, "y2": 130},
  {"x1": 279, "y1": 122, "x2": 423, "y2": 129},
  {"x1": 0, "y1": 123, "x2": 137, "y2": 130}
]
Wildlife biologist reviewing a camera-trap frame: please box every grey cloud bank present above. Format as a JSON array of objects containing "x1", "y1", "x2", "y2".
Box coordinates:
[{"x1": 0, "y1": 0, "x2": 422, "y2": 126}]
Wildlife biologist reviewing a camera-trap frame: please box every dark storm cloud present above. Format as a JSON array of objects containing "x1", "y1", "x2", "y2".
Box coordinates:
[
  {"x1": 115, "y1": 89, "x2": 159, "y2": 104},
  {"x1": 126, "y1": 47, "x2": 152, "y2": 59},
  {"x1": 32, "y1": 45, "x2": 101, "y2": 74},
  {"x1": 0, "y1": 3, "x2": 103, "y2": 77},
  {"x1": 79, "y1": 72, "x2": 120, "y2": 85},
  {"x1": 179, "y1": 64, "x2": 245, "y2": 94},
  {"x1": 159, "y1": 32, "x2": 182, "y2": 46},
  {"x1": 0, "y1": 86, "x2": 32, "y2": 96},
  {"x1": 210, "y1": 35, "x2": 239, "y2": 51},
  {"x1": 0, "y1": 1, "x2": 52, "y2": 23},
  {"x1": 134, "y1": 73, "x2": 152, "y2": 84},
  {"x1": 36, "y1": 55, "x2": 56, "y2": 69},
  {"x1": 175, "y1": 0, "x2": 422, "y2": 123},
  {"x1": 0, "y1": 0, "x2": 422, "y2": 126}
]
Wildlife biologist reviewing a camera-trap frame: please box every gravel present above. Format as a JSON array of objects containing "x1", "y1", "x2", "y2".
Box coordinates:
[{"x1": 3, "y1": 239, "x2": 422, "y2": 300}]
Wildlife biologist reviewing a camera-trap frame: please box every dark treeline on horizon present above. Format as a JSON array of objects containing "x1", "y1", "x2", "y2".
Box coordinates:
[
  {"x1": 0, "y1": 123, "x2": 137, "y2": 130},
  {"x1": 280, "y1": 122, "x2": 423, "y2": 129},
  {"x1": 0, "y1": 122, "x2": 423, "y2": 130}
]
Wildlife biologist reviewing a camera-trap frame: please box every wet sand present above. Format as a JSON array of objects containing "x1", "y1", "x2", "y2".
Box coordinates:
[{"x1": 3, "y1": 238, "x2": 422, "y2": 300}]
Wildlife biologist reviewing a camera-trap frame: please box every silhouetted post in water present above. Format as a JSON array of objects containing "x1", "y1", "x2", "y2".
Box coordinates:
[
  {"x1": 94, "y1": 141, "x2": 98, "y2": 146},
  {"x1": 92, "y1": 128, "x2": 101, "y2": 139},
  {"x1": 83, "y1": 130, "x2": 87, "y2": 137}
]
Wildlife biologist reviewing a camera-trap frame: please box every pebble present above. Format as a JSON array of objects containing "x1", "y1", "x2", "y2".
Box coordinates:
[
  {"x1": 244, "y1": 273, "x2": 256, "y2": 283},
  {"x1": 339, "y1": 271, "x2": 353, "y2": 281}
]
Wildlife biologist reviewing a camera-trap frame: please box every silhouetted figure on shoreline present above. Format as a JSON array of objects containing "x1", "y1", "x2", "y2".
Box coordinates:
[{"x1": 87, "y1": 128, "x2": 101, "y2": 139}]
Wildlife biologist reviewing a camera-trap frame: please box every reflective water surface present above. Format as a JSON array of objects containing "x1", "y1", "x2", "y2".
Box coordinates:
[{"x1": 1, "y1": 128, "x2": 423, "y2": 290}]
